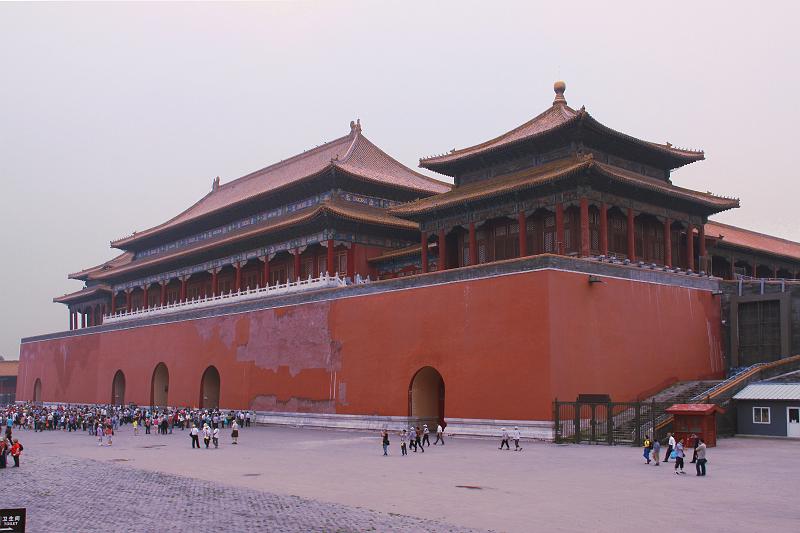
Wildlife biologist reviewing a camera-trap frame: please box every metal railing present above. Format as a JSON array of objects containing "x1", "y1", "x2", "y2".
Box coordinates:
[{"x1": 104, "y1": 273, "x2": 368, "y2": 324}]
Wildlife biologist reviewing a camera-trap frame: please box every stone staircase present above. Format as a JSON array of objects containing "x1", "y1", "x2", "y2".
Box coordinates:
[{"x1": 610, "y1": 380, "x2": 722, "y2": 444}]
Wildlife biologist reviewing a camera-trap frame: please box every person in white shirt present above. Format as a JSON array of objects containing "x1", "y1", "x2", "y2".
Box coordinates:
[
  {"x1": 434, "y1": 424, "x2": 445, "y2": 445},
  {"x1": 190, "y1": 424, "x2": 200, "y2": 449},
  {"x1": 212, "y1": 426, "x2": 220, "y2": 448},
  {"x1": 512, "y1": 426, "x2": 522, "y2": 451},
  {"x1": 202, "y1": 424, "x2": 211, "y2": 448},
  {"x1": 664, "y1": 433, "x2": 676, "y2": 463},
  {"x1": 399, "y1": 429, "x2": 408, "y2": 456},
  {"x1": 231, "y1": 420, "x2": 239, "y2": 445},
  {"x1": 499, "y1": 428, "x2": 510, "y2": 450}
]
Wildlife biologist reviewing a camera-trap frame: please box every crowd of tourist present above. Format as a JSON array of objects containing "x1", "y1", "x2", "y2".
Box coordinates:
[
  {"x1": 642, "y1": 432, "x2": 708, "y2": 476},
  {"x1": 0, "y1": 402, "x2": 256, "y2": 462}
]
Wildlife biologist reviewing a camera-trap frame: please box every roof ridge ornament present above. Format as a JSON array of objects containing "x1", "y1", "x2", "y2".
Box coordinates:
[
  {"x1": 553, "y1": 80, "x2": 567, "y2": 106},
  {"x1": 212, "y1": 176, "x2": 220, "y2": 192},
  {"x1": 350, "y1": 118, "x2": 362, "y2": 134}
]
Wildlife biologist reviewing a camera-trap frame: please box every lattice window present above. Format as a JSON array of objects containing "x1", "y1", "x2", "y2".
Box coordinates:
[
  {"x1": 244, "y1": 270, "x2": 260, "y2": 290},
  {"x1": 478, "y1": 242, "x2": 487, "y2": 263},
  {"x1": 317, "y1": 256, "x2": 327, "y2": 276},
  {"x1": 336, "y1": 252, "x2": 347, "y2": 276},
  {"x1": 219, "y1": 277, "x2": 234, "y2": 294},
  {"x1": 301, "y1": 258, "x2": 314, "y2": 279}
]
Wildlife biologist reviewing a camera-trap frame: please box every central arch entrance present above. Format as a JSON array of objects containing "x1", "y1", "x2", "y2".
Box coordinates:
[
  {"x1": 33, "y1": 378, "x2": 42, "y2": 403},
  {"x1": 111, "y1": 370, "x2": 126, "y2": 405},
  {"x1": 408, "y1": 366, "x2": 445, "y2": 426},
  {"x1": 199, "y1": 366, "x2": 220, "y2": 408},
  {"x1": 150, "y1": 363, "x2": 169, "y2": 407}
]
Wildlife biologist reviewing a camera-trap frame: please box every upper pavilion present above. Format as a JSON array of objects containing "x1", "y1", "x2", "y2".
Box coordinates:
[{"x1": 385, "y1": 82, "x2": 739, "y2": 275}]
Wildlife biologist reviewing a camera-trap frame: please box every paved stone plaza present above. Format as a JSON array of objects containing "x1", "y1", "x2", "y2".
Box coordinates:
[{"x1": 2, "y1": 425, "x2": 799, "y2": 532}]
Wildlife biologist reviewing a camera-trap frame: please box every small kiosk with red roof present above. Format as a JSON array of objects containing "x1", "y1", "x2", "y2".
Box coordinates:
[{"x1": 665, "y1": 403, "x2": 725, "y2": 447}]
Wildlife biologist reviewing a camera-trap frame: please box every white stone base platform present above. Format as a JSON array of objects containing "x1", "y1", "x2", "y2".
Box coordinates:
[{"x1": 254, "y1": 411, "x2": 554, "y2": 440}]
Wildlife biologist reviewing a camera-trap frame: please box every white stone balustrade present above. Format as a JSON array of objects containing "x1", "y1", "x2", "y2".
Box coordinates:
[{"x1": 104, "y1": 273, "x2": 366, "y2": 324}]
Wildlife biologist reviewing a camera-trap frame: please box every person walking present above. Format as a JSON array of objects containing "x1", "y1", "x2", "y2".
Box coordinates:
[
  {"x1": 652, "y1": 437, "x2": 661, "y2": 466},
  {"x1": 105, "y1": 424, "x2": 113, "y2": 446},
  {"x1": 0, "y1": 439, "x2": 7, "y2": 469},
  {"x1": 381, "y1": 429, "x2": 390, "y2": 456},
  {"x1": 231, "y1": 420, "x2": 239, "y2": 445},
  {"x1": 9, "y1": 439, "x2": 22, "y2": 467},
  {"x1": 409, "y1": 426, "x2": 417, "y2": 452},
  {"x1": 695, "y1": 438, "x2": 708, "y2": 476},
  {"x1": 96, "y1": 423, "x2": 104, "y2": 446},
  {"x1": 642, "y1": 435, "x2": 652, "y2": 464},
  {"x1": 689, "y1": 433, "x2": 700, "y2": 463},
  {"x1": 212, "y1": 426, "x2": 219, "y2": 448},
  {"x1": 400, "y1": 429, "x2": 408, "y2": 456},
  {"x1": 132, "y1": 418, "x2": 139, "y2": 436},
  {"x1": 433, "y1": 423, "x2": 445, "y2": 445},
  {"x1": 415, "y1": 426, "x2": 424, "y2": 453},
  {"x1": 512, "y1": 426, "x2": 522, "y2": 451},
  {"x1": 499, "y1": 427, "x2": 510, "y2": 450},
  {"x1": 190, "y1": 424, "x2": 200, "y2": 449},
  {"x1": 674, "y1": 440, "x2": 686, "y2": 475},
  {"x1": 664, "y1": 432, "x2": 675, "y2": 463},
  {"x1": 202, "y1": 424, "x2": 211, "y2": 448},
  {"x1": 422, "y1": 424, "x2": 431, "y2": 447}
]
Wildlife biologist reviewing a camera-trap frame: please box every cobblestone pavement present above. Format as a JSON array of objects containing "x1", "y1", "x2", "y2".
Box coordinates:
[
  {"x1": 3, "y1": 453, "x2": 486, "y2": 533},
  {"x1": 3, "y1": 427, "x2": 800, "y2": 533}
]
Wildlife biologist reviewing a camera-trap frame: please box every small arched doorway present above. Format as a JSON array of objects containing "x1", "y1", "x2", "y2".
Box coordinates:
[
  {"x1": 199, "y1": 366, "x2": 221, "y2": 408},
  {"x1": 150, "y1": 363, "x2": 169, "y2": 407},
  {"x1": 408, "y1": 366, "x2": 445, "y2": 426},
  {"x1": 111, "y1": 370, "x2": 126, "y2": 405},
  {"x1": 33, "y1": 378, "x2": 42, "y2": 403}
]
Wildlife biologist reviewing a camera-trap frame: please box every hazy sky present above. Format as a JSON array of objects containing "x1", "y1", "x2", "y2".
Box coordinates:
[{"x1": 1, "y1": 1, "x2": 798, "y2": 359}]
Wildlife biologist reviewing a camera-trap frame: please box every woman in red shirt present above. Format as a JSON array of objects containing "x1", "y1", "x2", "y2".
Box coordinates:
[{"x1": 10, "y1": 439, "x2": 22, "y2": 467}]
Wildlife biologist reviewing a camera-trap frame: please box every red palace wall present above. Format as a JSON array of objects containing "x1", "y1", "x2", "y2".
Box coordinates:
[{"x1": 18, "y1": 269, "x2": 724, "y2": 421}]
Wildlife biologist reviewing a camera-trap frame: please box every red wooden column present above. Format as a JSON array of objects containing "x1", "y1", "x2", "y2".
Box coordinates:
[
  {"x1": 180, "y1": 277, "x2": 187, "y2": 302},
  {"x1": 293, "y1": 249, "x2": 301, "y2": 281},
  {"x1": 327, "y1": 239, "x2": 335, "y2": 275},
  {"x1": 686, "y1": 223, "x2": 695, "y2": 271},
  {"x1": 468, "y1": 223, "x2": 477, "y2": 265},
  {"x1": 664, "y1": 218, "x2": 672, "y2": 267},
  {"x1": 579, "y1": 198, "x2": 590, "y2": 257},
  {"x1": 69, "y1": 311, "x2": 74, "y2": 331},
  {"x1": 142, "y1": 285, "x2": 149, "y2": 310},
  {"x1": 773, "y1": 265, "x2": 778, "y2": 278},
  {"x1": 729, "y1": 256, "x2": 736, "y2": 280},
  {"x1": 626, "y1": 208, "x2": 636, "y2": 261},
  {"x1": 125, "y1": 290, "x2": 132, "y2": 312},
  {"x1": 81, "y1": 312, "x2": 86, "y2": 328},
  {"x1": 599, "y1": 203, "x2": 608, "y2": 256},
  {"x1": 160, "y1": 282, "x2": 167, "y2": 306},
  {"x1": 262, "y1": 257, "x2": 270, "y2": 287},
  {"x1": 421, "y1": 231, "x2": 429, "y2": 272},
  {"x1": 698, "y1": 224, "x2": 706, "y2": 268},
  {"x1": 752, "y1": 261, "x2": 758, "y2": 278},
  {"x1": 100, "y1": 305, "x2": 105, "y2": 325},
  {"x1": 438, "y1": 229, "x2": 447, "y2": 271},
  {"x1": 555, "y1": 203, "x2": 564, "y2": 255},
  {"x1": 518, "y1": 212, "x2": 527, "y2": 257},
  {"x1": 211, "y1": 269, "x2": 219, "y2": 296},
  {"x1": 347, "y1": 244, "x2": 356, "y2": 279},
  {"x1": 110, "y1": 293, "x2": 116, "y2": 315},
  {"x1": 235, "y1": 262, "x2": 242, "y2": 292}
]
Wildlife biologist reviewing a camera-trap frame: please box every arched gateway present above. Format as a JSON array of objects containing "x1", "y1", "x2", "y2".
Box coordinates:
[
  {"x1": 33, "y1": 378, "x2": 42, "y2": 403},
  {"x1": 408, "y1": 366, "x2": 445, "y2": 426},
  {"x1": 111, "y1": 370, "x2": 126, "y2": 405},
  {"x1": 150, "y1": 363, "x2": 169, "y2": 407},
  {"x1": 199, "y1": 366, "x2": 220, "y2": 408}
]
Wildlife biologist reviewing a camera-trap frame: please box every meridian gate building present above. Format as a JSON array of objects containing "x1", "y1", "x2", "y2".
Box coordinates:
[{"x1": 18, "y1": 83, "x2": 800, "y2": 436}]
